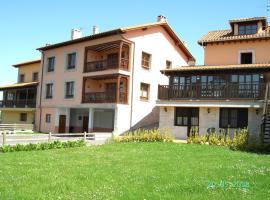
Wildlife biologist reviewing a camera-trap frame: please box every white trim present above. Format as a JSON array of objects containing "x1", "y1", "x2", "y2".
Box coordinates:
[
  {"x1": 63, "y1": 80, "x2": 76, "y2": 100},
  {"x1": 45, "y1": 56, "x2": 56, "y2": 74},
  {"x1": 156, "y1": 100, "x2": 263, "y2": 108},
  {"x1": 64, "y1": 51, "x2": 78, "y2": 72},
  {"x1": 43, "y1": 81, "x2": 54, "y2": 100},
  {"x1": 238, "y1": 49, "x2": 256, "y2": 64}
]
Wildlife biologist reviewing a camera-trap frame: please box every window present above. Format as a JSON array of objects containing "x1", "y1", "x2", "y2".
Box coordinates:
[
  {"x1": 65, "y1": 81, "x2": 74, "y2": 99},
  {"x1": 166, "y1": 60, "x2": 172, "y2": 69},
  {"x1": 46, "y1": 83, "x2": 53, "y2": 99},
  {"x1": 140, "y1": 83, "x2": 150, "y2": 100},
  {"x1": 45, "y1": 114, "x2": 51, "y2": 123},
  {"x1": 32, "y1": 72, "x2": 38, "y2": 81},
  {"x1": 67, "y1": 53, "x2": 76, "y2": 69},
  {"x1": 19, "y1": 74, "x2": 25, "y2": 82},
  {"x1": 20, "y1": 113, "x2": 27, "y2": 122},
  {"x1": 141, "y1": 52, "x2": 151, "y2": 69},
  {"x1": 7, "y1": 92, "x2": 14, "y2": 100},
  {"x1": 175, "y1": 107, "x2": 199, "y2": 126},
  {"x1": 240, "y1": 52, "x2": 253, "y2": 64},
  {"x1": 220, "y1": 108, "x2": 248, "y2": 128},
  {"x1": 239, "y1": 24, "x2": 258, "y2": 35},
  {"x1": 47, "y1": 57, "x2": 55, "y2": 72}
]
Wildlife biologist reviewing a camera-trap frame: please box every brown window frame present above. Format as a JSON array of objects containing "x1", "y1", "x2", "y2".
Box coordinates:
[
  {"x1": 45, "y1": 114, "x2": 51, "y2": 123},
  {"x1": 47, "y1": 57, "x2": 55, "y2": 72},
  {"x1": 20, "y1": 113, "x2": 27, "y2": 122},
  {"x1": 140, "y1": 83, "x2": 150, "y2": 100},
  {"x1": 65, "y1": 81, "x2": 75, "y2": 99},
  {"x1": 67, "y1": 53, "x2": 76, "y2": 70},
  {"x1": 45, "y1": 83, "x2": 53, "y2": 99},
  {"x1": 141, "y1": 52, "x2": 151, "y2": 69},
  {"x1": 19, "y1": 74, "x2": 25, "y2": 83},
  {"x1": 32, "y1": 72, "x2": 39, "y2": 81},
  {"x1": 219, "y1": 108, "x2": 248, "y2": 129}
]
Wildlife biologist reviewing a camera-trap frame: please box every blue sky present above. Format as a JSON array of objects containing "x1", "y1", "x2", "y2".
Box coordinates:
[{"x1": 0, "y1": 0, "x2": 268, "y2": 86}]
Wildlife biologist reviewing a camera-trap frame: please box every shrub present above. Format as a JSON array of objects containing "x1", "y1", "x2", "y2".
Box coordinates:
[
  {"x1": 114, "y1": 129, "x2": 174, "y2": 143},
  {"x1": 0, "y1": 139, "x2": 86, "y2": 153}
]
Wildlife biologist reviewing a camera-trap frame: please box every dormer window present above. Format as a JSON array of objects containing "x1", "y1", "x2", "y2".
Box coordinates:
[{"x1": 238, "y1": 23, "x2": 258, "y2": 35}]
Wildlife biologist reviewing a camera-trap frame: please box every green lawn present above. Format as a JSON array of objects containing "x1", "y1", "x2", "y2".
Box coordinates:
[{"x1": 0, "y1": 143, "x2": 269, "y2": 200}]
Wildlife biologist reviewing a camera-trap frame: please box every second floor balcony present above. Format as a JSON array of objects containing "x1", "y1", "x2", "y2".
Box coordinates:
[
  {"x1": 0, "y1": 82, "x2": 37, "y2": 108},
  {"x1": 84, "y1": 40, "x2": 131, "y2": 73},
  {"x1": 82, "y1": 74, "x2": 129, "y2": 104},
  {"x1": 158, "y1": 83, "x2": 265, "y2": 100}
]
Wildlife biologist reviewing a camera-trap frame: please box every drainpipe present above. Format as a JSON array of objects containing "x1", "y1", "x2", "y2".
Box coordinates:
[{"x1": 38, "y1": 51, "x2": 45, "y2": 132}]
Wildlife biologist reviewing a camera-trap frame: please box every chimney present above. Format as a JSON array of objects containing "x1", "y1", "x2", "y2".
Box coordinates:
[
  {"x1": 92, "y1": 25, "x2": 99, "y2": 35},
  {"x1": 71, "y1": 28, "x2": 82, "y2": 40},
  {"x1": 157, "y1": 15, "x2": 167, "y2": 23}
]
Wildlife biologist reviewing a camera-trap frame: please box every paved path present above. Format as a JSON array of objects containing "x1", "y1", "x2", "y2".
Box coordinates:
[{"x1": 0, "y1": 133, "x2": 112, "y2": 146}]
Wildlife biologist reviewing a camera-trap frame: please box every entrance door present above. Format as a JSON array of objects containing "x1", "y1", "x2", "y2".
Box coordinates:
[
  {"x1": 58, "y1": 115, "x2": 66, "y2": 133},
  {"x1": 82, "y1": 116, "x2": 89, "y2": 132}
]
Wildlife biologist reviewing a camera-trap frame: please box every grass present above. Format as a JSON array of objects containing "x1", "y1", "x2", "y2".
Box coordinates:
[{"x1": 0, "y1": 143, "x2": 269, "y2": 200}]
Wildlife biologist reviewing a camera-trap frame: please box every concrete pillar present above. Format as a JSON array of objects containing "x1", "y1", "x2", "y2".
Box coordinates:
[
  {"x1": 88, "y1": 108, "x2": 94, "y2": 132},
  {"x1": 65, "y1": 108, "x2": 70, "y2": 133}
]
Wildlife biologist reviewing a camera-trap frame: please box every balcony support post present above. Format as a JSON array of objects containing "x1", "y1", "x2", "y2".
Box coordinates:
[
  {"x1": 82, "y1": 77, "x2": 86, "y2": 103},
  {"x1": 26, "y1": 88, "x2": 29, "y2": 108},
  {"x1": 116, "y1": 75, "x2": 121, "y2": 103},
  {"x1": 118, "y1": 41, "x2": 123, "y2": 69}
]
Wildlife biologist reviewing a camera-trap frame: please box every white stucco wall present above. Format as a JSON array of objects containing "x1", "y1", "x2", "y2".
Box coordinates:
[
  {"x1": 159, "y1": 107, "x2": 187, "y2": 139},
  {"x1": 125, "y1": 26, "x2": 189, "y2": 129},
  {"x1": 159, "y1": 106, "x2": 262, "y2": 139}
]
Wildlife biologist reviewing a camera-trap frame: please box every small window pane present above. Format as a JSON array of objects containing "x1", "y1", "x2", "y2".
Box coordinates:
[{"x1": 141, "y1": 52, "x2": 151, "y2": 69}]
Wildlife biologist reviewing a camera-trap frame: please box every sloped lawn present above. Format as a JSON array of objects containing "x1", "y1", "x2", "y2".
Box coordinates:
[{"x1": 0, "y1": 143, "x2": 269, "y2": 200}]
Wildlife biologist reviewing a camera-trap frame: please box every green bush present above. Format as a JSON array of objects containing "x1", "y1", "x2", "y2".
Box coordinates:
[
  {"x1": 114, "y1": 129, "x2": 174, "y2": 143},
  {"x1": 187, "y1": 128, "x2": 270, "y2": 153},
  {"x1": 0, "y1": 139, "x2": 86, "y2": 153}
]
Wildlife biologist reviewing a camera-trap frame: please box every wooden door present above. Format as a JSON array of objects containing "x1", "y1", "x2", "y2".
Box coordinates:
[
  {"x1": 83, "y1": 116, "x2": 89, "y2": 132},
  {"x1": 58, "y1": 115, "x2": 66, "y2": 133}
]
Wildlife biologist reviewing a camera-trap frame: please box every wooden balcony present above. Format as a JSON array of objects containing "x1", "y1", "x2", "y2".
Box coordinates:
[
  {"x1": 84, "y1": 58, "x2": 129, "y2": 72},
  {"x1": 83, "y1": 92, "x2": 127, "y2": 103},
  {"x1": 84, "y1": 40, "x2": 130, "y2": 73},
  {"x1": 0, "y1": 99, "x2": 36, "y2": 108},
  {"x1": 158, "y1": 83, "x2": 265, "y2": 100},
  {"x1": 82, "y1": 74, "x2": 129, "y2": 104}
]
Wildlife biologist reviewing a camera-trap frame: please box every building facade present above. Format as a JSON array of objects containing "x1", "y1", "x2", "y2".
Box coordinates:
[
  {"x1": 0, "y1": 60, "x2": 40, "y2": 125},
  {"x1": 36, "y1": 16, "x2": 195, "y2": 134},
  {"x1": 157, "y1": 17, "x2": 270, "y2": 142}
]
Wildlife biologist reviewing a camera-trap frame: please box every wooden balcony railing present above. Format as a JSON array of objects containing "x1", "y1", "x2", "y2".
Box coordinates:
[
  {"x1": 83, "y1": 92, "x2": 127, "y2": 104},
  {"x1": 84, "y1": 58, "x2": 129, "y2": 73},
  {"x1": 0, "y1": 99, "x2": 36, "y2": 108},
  {"x1": 158, "y1": 83, "x2": 265, "y2": 100}
]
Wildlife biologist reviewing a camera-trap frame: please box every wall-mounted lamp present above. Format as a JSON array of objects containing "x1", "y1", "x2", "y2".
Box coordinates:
[
  {"x1": 207, "y1": 108, "x2": 211, "y2": 114},
  {"x1": 256, "y1": 109, "x2": 259, "y2": 115},
  {"x1": 164, "y1": 107, "x2": 167, "y2": 112}
]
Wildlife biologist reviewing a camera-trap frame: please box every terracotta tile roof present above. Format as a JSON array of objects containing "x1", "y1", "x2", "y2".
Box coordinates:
[
  {"x1": 161, "y1": 63, "x2": 270, "y2": 74},
  {"x1": 198, "y1": 28, "x2": 270, "y2": 45},
  {"x1": 0, "y1": 82, "x2": 38, "y2": 90},
  {"x1": 13, "y1": 59, "x2": 41, "y2": 68},
  {"x1": 229, "y1": 16, "x2": 267, "y2": 24},
  {"x1": 37, "y1": 21, "x2": 195, "y2": 61}
]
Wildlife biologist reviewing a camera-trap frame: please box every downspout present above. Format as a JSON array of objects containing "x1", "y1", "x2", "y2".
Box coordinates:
[
  {"x1": 129, "y1": 41, "x2": 135, "y2": 130},
  {"x1": 38, "y1": 51, "x2": 45, "y2": 132}
]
